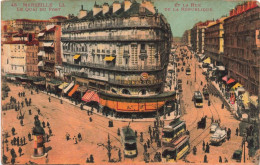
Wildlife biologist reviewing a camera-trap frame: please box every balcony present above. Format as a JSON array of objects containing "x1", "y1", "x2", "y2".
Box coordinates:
[
  {"x1": 108, "y1": 78, "x2": 163, "y2": 86},
  {"x1": 62, "y1": 21, "x2": 162, "y2": 33},
  {"x1": 61, "y1": 35, "x2": 161, "y2": 42},
  {"x1": 63, "y1": 61, "x2": 164, "y2": 72}
]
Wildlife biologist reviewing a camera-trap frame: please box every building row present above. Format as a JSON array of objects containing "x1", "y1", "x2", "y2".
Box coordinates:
[
  {"x1": 182, "y1": 1, "x2": 259, "y2": 95},
  {"x1": 2, "y1": 0, "x2": 175, "y2": 114}
]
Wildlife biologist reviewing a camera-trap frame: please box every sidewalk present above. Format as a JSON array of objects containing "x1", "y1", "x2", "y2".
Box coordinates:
[{"x1": 41, "y1": 91, "x2": 180, "y2": 122}]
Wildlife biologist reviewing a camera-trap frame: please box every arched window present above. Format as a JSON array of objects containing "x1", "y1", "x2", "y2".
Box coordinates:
[
  {"x1": 139, "y1": 89, "x2": 147, "y2": 95},
  {"x1": 111, "y1": 89, "x2": 117, "y2": 94},
  {"x1": 122, "y1": 89, "x2": 131, "y2": 95}
]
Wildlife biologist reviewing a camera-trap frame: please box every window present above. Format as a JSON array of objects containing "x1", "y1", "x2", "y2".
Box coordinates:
[
  {"x1": 122, "y1": 89, "x2": 131, "y2": 95},
  {"x1": 141, "y1": 44, "x2": 145, "y2": 50}
]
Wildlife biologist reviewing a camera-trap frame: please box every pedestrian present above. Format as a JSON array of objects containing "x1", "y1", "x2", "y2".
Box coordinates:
[
  {"x1": 140, "y1": 132, "x2": 144, "y2": 142},
  {"x1": 117, "y1": 128, "x2": 120, "y2": 136},
  {"x1": 28, "y1": 133, "x2": 31, "y2": 141},
  {"x1": 47, "y1": 122, "x2": 50, "y2": 127},
  {"x1": 90, "y1": 154, "x2": 94, "y2": 163},
  {"x1": 42, "y1": 121, "x2": 45, "y2": 128},
  {"x1": 13, "y1": 137, "x2": 16, "y2": 145},
  {"x1": 204, "y1": 155, "x2": 208, "y2": 163},
  {"x1": 60, "y1": 99, "x2": 63, "y2": 104},
  {"x1": 20, "y1": 138, "x2": 23, "y2": 146},
  {"x1": 219, "y1": 156, "x2": 222, "y2": 163},
  {"x1": 202, "y1": 141, "x2": 205, "y2": 151},
  {"x1": 23, "y1": 137, "x2": 26, "y2": 145},
  {"x1": 29, "y1": 109, "x2": 32, "y2": 115},
  {"x1": 17, "y1": 137, "x2": 20, "y2": 146},
  {"x1": 86, "y1": 158, "x2": 90, "y2": 163},
  {"x1": 49, "y1": 128, "x2": 52, "y2": 136},
  {"x1": 87, "y1": 110, "x2": 90, "y2": 116},
  {"x1": 193, "y1": 146, "x2": 197, "y2": 155},
  {"x1": 147, "y1": 139, "x2": 150, "y2": 148},
  {"x1": 224, "y1": 157, "x2": 228, "y2": 163},
  {"x1": 11, "y1": 157, "x2": 15, "y2": 165},
  {"x1": 78, "y1": 133, "x2": 82, "y2": 141},
  {"x1": 118, "y1": 149, "x2": 121, "y2": 162},
  {"x1": 20, "y1": 119, "x2": 23, "y2": 126},
  {"x1": 48, "y1": 97, "x2": 51, "y2": 102},
  {"x1": 18, "y1": 92, "x2": 20, "y2": 97},
  {"x1": 11, "y1": 127, "x2": 15, "y2": 135},
  {"x1": 89, "y1": 117, "x2": 92, "y2": 122},
  {"x1": 46, "y1": 134, "x2": 49, "y2": 142},
  {"x1": 135, "y1": 130, "x2": 138, "y2": 137},
  {"x1": 29, "y1": 98, "x2": 31, "y2": 106},
  {"x1": 38, "y1": 109, "x2": 41, "y2": 115},
  {"x1": 144, "y1": 143, "x2": 147, "y2": 152},
  {"x1": 21, "y1": 101, "x2": 24, "y2": 107},
  {"x1": 73, "y1": 136, "x2": 78, "y2": 144},
  {"x1": 236, "y1": 127, "x2": 239, "y2": 136},
  {"x1": 18, "y1": 147, "x2": 22, "y2": 156},
  {"x1": 206, "y1": 143, "x2": 210, "y2": 153},
  {"x1": 11, "y1": 139, "x2": 14, "y2": 146}
]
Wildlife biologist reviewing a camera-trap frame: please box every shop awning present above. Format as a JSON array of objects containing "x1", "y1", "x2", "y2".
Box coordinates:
[
  {"x1": 43, "y1": 42, "x2": 53, "y2": 47},
  {"x1": 58, "y1": 82, "x2": 68, "y2": 89},
  {"x1": 64, "y1": 81, "x2": 74, "y2": 93},
  {"x1": 227, "y1": 78, "x2": 235, "y2": 84},
  {"x1": 232, "y1": 83, "x2": 243, "y2": 90},
  {"x1": 217, "y1": 66, "x2": 225, "y2": 71},
  {"x1": 37, "y1": 51, "x2": 45, "y2": 56},
  {"x1": 73, "y1": 54, "x2": 81, "y2": 60},
  {"x1": 104, "y1": 56, "x2": 115, "y2": 61},
  {"x1": 37, "y1": 61, "x2": 44, "y2": 67},
  {"x1": 38, "y1": 33, "x2": 44, "y2": 37},
  {"x1": 203, "y1": 57, "x2": 211, "y2": 64},
  {"x1": 222, "y1": 75, "x2": 228, "y2": 82},
  {"x1": 82, "y1": 90, "x2": 99, "y2": 103},
  {"x1": 68, "y1": 84, "x2": 79, "y2": 97}
]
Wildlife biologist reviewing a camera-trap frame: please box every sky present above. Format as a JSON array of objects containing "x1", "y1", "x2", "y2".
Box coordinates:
[{"x1": 1, "y1": 0, "x2": 244, "y2": 37}]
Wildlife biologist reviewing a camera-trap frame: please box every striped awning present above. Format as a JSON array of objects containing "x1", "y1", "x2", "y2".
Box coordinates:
[
  {"x1": 58, "y1": 82, "x2": 68, "y2": 89},
  {"x1": 68, "y1": 84, "x2": 79, "y2": 97},
  {"x1": 82, "y1": 90, "x2": 99, "y2": 103},
  {"x1": 64, "y1": 81, "x2": 74, "y2": 93},
  {"x1": 104, "y1": 56, "x2": 115, "y2": 61},
  {"x1": 73, "y1": 54, "x2": 81, "y2": 60}
]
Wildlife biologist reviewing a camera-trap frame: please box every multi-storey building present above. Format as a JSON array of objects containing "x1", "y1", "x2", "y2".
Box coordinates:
[
  {"x1": 191, "y1": 21, "x2": 212, "y2": 54},
  {"x1": 38, "y1": 25, "x2": 62, "y2": 78},
  {"x1": 204, "y1": 17, "x2": 226, "y2": 66},
  {"x1": 223, "y1": 1, "x2": 259, "y2": 95},
  {"x1": 62, "y1": 0, "x2": 174, "y2": 113},
  {"x1": 15, "y1": 19, "x2": 50, "y2": 33},
  {"x1": 26, "y1": 40, "x2": 39, "y2": 77},
  {"x1": 2, "y1": 41, "x2": 28, "y2": 75},
  {"x1": 181, "y1": 30, "x2": 191, "y2": 47}
]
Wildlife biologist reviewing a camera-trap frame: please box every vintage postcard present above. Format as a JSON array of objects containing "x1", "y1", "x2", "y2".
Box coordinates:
[{"x1": 1, "y1": 0, "x2": 260, "y2": 164}]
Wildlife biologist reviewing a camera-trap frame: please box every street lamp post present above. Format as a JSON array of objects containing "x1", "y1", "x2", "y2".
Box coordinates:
[{"x1": 195, "y1": 57, "x2": 196, "y2": 82}]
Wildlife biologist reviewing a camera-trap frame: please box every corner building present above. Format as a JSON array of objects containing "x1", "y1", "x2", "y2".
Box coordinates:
[{"x1": 62, "y1": 0, "x2": 174, "y2": 113}]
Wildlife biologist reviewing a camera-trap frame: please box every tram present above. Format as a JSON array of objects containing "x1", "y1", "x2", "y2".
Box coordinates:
[
  {"x1": 162, "y1": 119, "x2": 186, "y2": 145},
  {"x1": 186, "y1": 67, "x2": 191, "y2": 75},
  {"x1": 193, "y1": 91, "x2": 203, "y2": 108},
  {"x1": 121, "y1": 126, "x2": 138, "y2": 158},
  {"x1": 162, "y1": 135, "x2": 190, "y2": 162}
]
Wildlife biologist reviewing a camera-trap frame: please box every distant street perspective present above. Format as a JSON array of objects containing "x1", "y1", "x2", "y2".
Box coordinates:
[{"x1": 1, "y1": 0, "x2": 260, "y2": 164}]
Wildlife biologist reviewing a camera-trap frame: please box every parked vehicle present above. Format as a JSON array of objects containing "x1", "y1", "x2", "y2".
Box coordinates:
[
  {"x1": 210, "y1": 128, "x2": 227, "y2": 145},
  {"x1": 232, "y1": 150, "x2": 242, "y2": 162},
  {"x1": 203, "y1": 87, "x2": 209, "y2": 100}
]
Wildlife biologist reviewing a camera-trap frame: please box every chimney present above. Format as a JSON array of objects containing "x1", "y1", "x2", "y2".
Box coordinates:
[
  {"x1": 113, "y1": 1, "x2": 121, "y2": 13},
  {"x1": 141, "y1": 0, "x2": 155, "y2": 14},
  {"x1": 124, "y1": 0, "x2": 132, "y2": 12},
  {"x1": 78, "y1": 5, "x2": 88, "y2": 19},
  {"x1": 102, "y1": 3, "x2": 109, "y2": 15},
  {"x1": 93, "y1": 2, "x2": 102, "y2": 16}
]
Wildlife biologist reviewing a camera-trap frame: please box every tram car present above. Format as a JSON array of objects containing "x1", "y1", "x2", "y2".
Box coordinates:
[
  {"x1": 193, "y1": 91, "x2": 203, "y2": 108},
  {"x1": 162, "y1": 135, "x2": 190, "y2": 162},
  {"x1": 121, "y1": 126, "x2": 138, "y2": 158},
  {"x1": 162, "y1": 119, "x2": 187, "y2": 146}
]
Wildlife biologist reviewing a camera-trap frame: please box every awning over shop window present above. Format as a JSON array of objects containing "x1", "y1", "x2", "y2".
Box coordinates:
[
  {"x1": 37, "y1": 51, "x2": 45, "y2": 56},
  {"x1": 232, "y1": 83, "x2": 243, "y2": 90},
  {"x1": 82, "y1": 90, "x2": 99, "y2": 103},
  {"x1": 104, "y1": 56, "x2": 115, "y2": 61},
  {"x1": 37, "y1": 61, "x2": 44, "y2": 67},
  {"x1": 222, "y1": 75, "x2": 228, "y2": 82},
  {"x1": 68, "y1": 84, "x2": 79, "y2": 97},
  {"x1": 58, "y1": 82, "x2": 68, "y2": 89},
  {"x1": 38, "y1": 33, "x2": 44, "y2": 37},
  {"x1": 73, "y1": 54, "x2": 81, "y2": 60},
  {"x1": 227, "y1": 78, "x2": 235, "y2": 84},
  {"x1": 203, "y1": 57, "x2": 211, "y2": 64},
  {"x1": 43, "y1": 42, "x2": 53, "y2": 47},
  {"x1": 64, "y1": 81, "x2": 74, "y2": 93}
]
